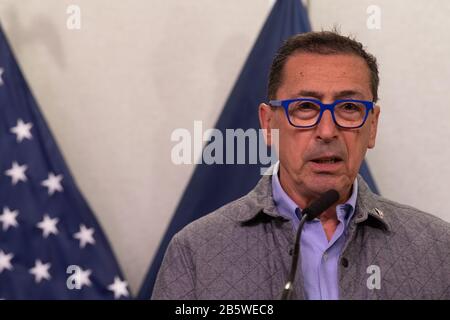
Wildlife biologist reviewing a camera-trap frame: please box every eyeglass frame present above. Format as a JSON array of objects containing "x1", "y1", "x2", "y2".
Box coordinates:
[{"x1": 268, "y1": 98, "x2": 374, "y2": 129}]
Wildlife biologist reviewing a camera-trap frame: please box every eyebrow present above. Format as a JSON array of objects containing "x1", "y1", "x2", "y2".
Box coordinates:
[{"x1": 295, "y1": 90, "x2": 365, "y2": 100}]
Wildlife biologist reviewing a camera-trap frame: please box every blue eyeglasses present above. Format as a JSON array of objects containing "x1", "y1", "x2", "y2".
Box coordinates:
[{"x1": 269, "y1": 98, "x2": 374, "y2": 129}]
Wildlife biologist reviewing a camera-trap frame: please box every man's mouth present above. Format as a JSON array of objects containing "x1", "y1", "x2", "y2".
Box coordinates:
[{"x1": 310, "y1": 156, "x2": 343, "y2": 164}]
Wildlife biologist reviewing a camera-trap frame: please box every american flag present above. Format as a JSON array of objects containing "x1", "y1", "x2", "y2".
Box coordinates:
[{"x1": 0, "y1": 24, "x2": 129, "y2": 299}]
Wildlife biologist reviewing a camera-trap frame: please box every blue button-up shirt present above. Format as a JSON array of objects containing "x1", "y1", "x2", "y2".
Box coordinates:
[{"x1": 272, "y1": 162, "x2": 357, "y2": 300}]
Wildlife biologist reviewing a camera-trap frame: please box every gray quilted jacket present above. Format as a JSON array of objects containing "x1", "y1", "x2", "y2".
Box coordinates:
[{"x1": 152, "y1": 174, "x2": 450, "y2": 300}]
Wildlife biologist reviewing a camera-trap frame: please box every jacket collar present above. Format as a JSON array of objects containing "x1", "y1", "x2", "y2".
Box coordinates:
[
  {"x1": 237, "y1": 171, "x2": 391, "y2": 232},
  {"x1": 354, "y1": 175, "x2": 391, "y2": 232},
  {"x1": 236, "y1": 166, "x2": 281, "y2": 222}
]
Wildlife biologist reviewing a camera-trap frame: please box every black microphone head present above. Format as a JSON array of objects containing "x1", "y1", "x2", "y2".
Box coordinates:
[{"x1": 303, "y1": 189, "x2": 340, "y2": 221}]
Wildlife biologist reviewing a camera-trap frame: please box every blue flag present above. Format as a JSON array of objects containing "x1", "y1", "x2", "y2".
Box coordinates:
[
  {"x1": 0, "y1": 24, "x2": 129, "y2": 299},
  {"x1": 139, "y1": 0, "x2": 378, "y2": 298}
]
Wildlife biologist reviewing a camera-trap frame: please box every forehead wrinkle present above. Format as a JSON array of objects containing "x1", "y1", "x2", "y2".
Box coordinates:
[{"x1": 278, "y1": 53, "x2": 372, "y2": 100}]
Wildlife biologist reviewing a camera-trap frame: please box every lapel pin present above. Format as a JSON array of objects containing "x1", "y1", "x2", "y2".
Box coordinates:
[{"x1": 374, "y1": 208, "x2": 384, "y2": 218}]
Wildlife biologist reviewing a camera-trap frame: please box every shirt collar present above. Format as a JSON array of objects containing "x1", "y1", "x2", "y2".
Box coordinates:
[
  {"x1": 271, "y1": 161, "x2": 358, "y2": 225},
  {"x1": 272, "y1": 162, "x2": 299, "y2": 220}
]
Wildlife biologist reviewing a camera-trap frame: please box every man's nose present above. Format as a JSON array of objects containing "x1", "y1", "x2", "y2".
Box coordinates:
[{"x1": 315, "y1": 110, "x2": 339, "y2": 142}]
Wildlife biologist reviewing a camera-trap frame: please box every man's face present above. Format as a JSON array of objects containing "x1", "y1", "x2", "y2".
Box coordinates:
[{"x1": 259, "y1": 52, "x2": 380, "y2": 205}]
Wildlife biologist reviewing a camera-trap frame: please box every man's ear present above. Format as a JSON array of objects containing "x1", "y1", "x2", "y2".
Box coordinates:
[
  {"x1": 368, "y1": 105, "x2": 380, "y2": 149},
  {"x1": 259, "y1": 103, "x2": 275, "y2": 146}
]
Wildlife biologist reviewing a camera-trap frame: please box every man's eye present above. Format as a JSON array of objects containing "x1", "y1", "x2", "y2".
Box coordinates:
[
  {"x1": 296, "y1": 102, "x2": 319, "y2": 111},
  {"x1": 340, "y1": 103, "x2": 360, "y2": 112},
  {"x1": 299, "y1": 102, "x2": 315, "y2": 109}
]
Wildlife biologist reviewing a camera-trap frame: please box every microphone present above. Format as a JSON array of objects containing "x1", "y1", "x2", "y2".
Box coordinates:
[{"x1": 280, "y1": 189, "x2": 340, "y2": 300}]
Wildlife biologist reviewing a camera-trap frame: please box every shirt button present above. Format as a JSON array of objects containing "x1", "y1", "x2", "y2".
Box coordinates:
[
  {"x1": 323, "y1": 252, "x2": 328, "y2": 261},
  {"x1": 341, "y1": 258, "x2": 349, "y2": 268}
]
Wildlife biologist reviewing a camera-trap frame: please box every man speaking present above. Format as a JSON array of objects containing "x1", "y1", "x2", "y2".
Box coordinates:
[{"x1": 152, "y1": 31, "x2": 450, "y2": 300}]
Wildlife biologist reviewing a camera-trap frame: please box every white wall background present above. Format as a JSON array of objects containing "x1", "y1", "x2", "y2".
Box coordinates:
[{"x1": 0, "y1": 0, "x2": 449, "y2": 294}]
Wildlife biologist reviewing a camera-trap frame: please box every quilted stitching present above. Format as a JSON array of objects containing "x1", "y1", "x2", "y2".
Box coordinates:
[{"x1": 152, "y1": 175, "x2": 450, "y2": 300}]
